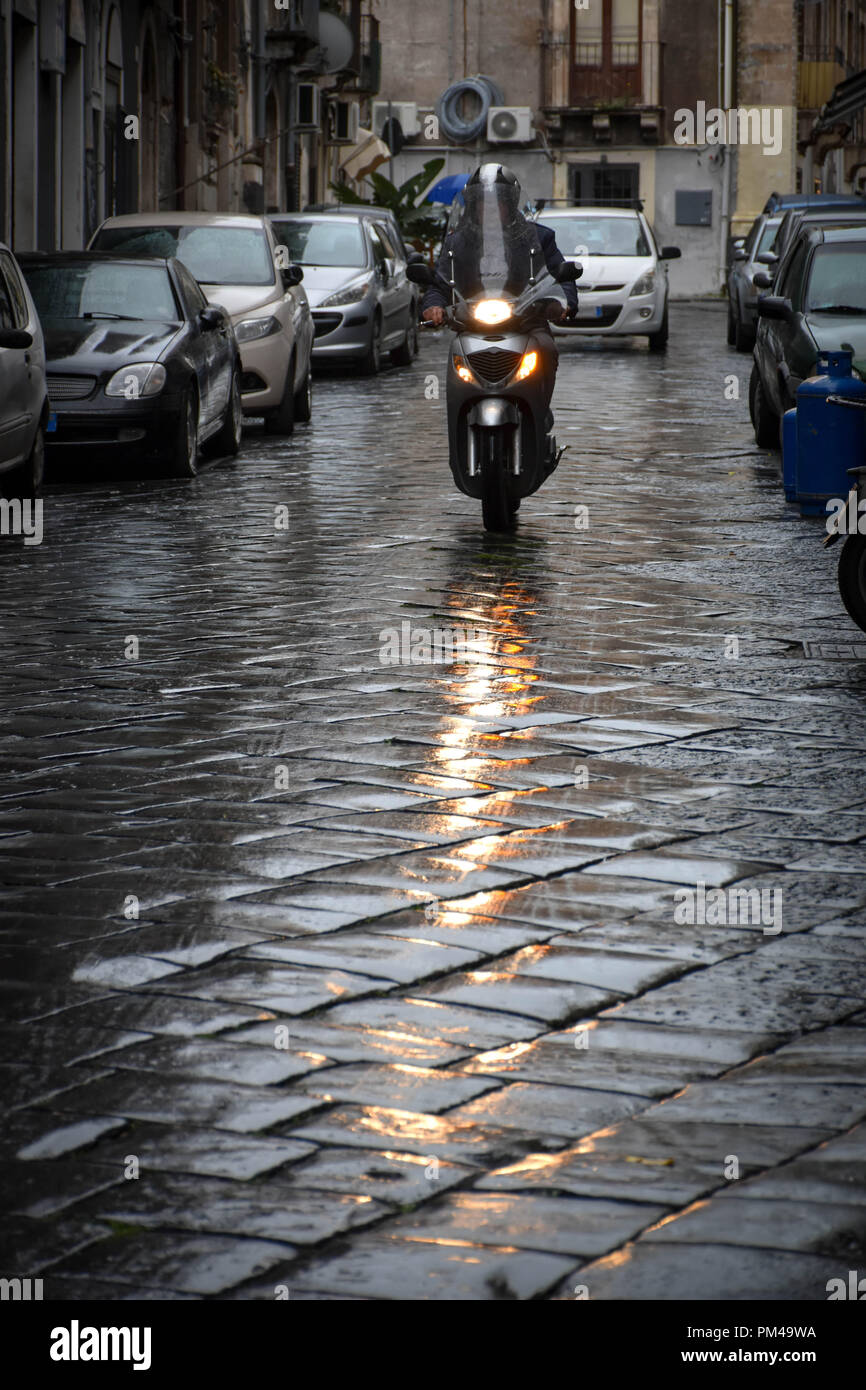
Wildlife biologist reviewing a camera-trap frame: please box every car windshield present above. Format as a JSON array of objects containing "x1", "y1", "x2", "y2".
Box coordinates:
[
  {"x1": 545, "y1": 215, "x2": 650, "y2": 256},
  {"x1": 272, "y1": 220, "x2": 367, "y2": 268},
  {"x1": 90, "y1": 225, "x2": 275, "y2": 286},
  {"x1": 805, "y1": 243, "x2": 866, "y2": 312},
  {"x1": 22, "y1": 261, "x2": 179, "y2": 321},
  {"x1": 756, "y1": 221, "x2": 781, "y2": 257}
]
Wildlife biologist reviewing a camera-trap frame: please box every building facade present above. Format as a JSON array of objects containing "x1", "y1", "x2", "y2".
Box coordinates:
[
  {"x1": 373, "y1": 0, "x2": 804, "y2": 293},
  {"x1": 0, "y1": 0, "x2": 381, "y2": 252}
]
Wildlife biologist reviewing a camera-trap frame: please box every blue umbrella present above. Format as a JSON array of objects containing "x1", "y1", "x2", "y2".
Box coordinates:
[{"x1": 426, "y1": 173, "x2": 471, "y2": 205}]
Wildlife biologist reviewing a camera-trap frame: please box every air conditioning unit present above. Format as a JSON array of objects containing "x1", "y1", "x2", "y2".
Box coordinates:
[
  {"x1": 487, "y1": 106, "x2": 534, "y2": 143},
  {"x1": 295, "y1": 82, "x2": 321, "y2": 130},
  {"x1": 330, "y1": 100, "x2": 360, "y2": 144},
  {"x1": 371, "y1": 101, "x2": 420, "y2": 139}
]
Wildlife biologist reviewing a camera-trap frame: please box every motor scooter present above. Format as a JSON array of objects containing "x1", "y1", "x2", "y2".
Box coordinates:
[{"x1": 408, "y1": 204, "x2": 580, "y2": 531}]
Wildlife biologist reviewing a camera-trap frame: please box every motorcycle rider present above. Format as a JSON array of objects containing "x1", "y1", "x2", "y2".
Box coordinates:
[{"x1": 422, "y1": 164, "x2": 578, "y2": 430}]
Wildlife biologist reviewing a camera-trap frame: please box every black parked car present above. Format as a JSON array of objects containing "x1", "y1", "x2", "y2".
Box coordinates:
[
  {"x1": 759, "y1": 201, "x2": 866, "y2": 278},
  {"x1": 749, "y1": 224, "x2": 866, "y2": 447},
  {"x1": 17, "y1": 252, "x2": 242, "y2": 477}
]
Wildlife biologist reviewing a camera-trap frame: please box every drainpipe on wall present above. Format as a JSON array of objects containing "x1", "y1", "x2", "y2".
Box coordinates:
[{"x1": 719, "y1": 0, "x2": 734, "y2": 292}]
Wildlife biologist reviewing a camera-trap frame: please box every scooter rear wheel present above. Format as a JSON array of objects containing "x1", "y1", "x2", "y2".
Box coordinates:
[
  {"x1": 480, "y1": 431, "x2": 517, "y2": 532},
  {"x1": 838, "y1": 533, "x2": 866, "y2": 633}
]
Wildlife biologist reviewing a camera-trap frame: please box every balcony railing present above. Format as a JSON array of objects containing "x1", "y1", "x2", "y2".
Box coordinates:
[{"x1": 570, "y1": 40, "x2": 663, "y2": 108}]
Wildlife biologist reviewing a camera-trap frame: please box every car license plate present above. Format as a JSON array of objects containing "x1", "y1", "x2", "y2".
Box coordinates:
[
  {"x1": 46, "y1": 412, "x2": 57, "y2": 433},
  {"x1": 594, "y1": 306, "x2": 603, "y2": 318}
]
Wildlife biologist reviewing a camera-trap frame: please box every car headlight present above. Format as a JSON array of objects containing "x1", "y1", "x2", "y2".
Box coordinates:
[
  {"x1": 474, "y1": 299, "x2": 511, "y2": 325},
  {"x1": 630, "y1": 271, "x2": 656, "y2": 297},
  {"x1": 515, "y1": 350, "x2": 538, "y2": 381},
  {"x1": 104, "y1": 363, "x2": 167, "y2": 398},
  {"x1": 234, "y1": 316, "x2": 281, "y2": 343},
  {"x1": 319, "y1": 278, "x2": 374, "y2": 308}
]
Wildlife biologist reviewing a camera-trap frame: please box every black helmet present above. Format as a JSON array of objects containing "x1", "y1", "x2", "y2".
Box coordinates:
[{"x1": 463, "y1": 163, "x2": 522, "y2": 224}]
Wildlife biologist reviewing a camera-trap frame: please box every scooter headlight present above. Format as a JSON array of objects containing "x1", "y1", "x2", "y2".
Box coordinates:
[
  {"x1": 473, "y1": 299, "x2": 511, "y2": 325},
  {"x1": 453, "y1": 354, "x2": 475, "y2": 383},
  {"x1": 515, "y1": 350, "x2": 538, "y2": 381}
]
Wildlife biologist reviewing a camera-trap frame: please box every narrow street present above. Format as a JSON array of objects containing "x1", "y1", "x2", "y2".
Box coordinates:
[{"x1": 2, "y1": 302, "x2": 865, "y2": 1300}]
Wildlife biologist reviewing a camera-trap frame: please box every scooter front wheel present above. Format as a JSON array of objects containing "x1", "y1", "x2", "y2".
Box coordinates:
[
  {"x1": 838, "y1": 533, "x2": 866, "y2": 633},
  {"x1": 480, "y1": 431, "x2": 517, "y2": 533}
]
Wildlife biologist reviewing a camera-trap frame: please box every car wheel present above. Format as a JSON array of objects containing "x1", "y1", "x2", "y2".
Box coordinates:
[
  {"x1": 358, "y1": 315, "x2": 382, "y2": 376},
  {"x1": 294, "y1": 366, "x2": 312, "y2": 423},
  {"x1": 4, "y1": 420, "x2": 45, "y2": 500},
  {"x1": 726, "y1": 299, "x2": 736, "y2": 345},
  {"x1": 753, "y1": 368, "x2": 781, "y2": 448},
  {"x1": 169, "y1": 386, "x2": 199, "y2": 477},
  {"x1": 647, "y1": 304, "x2": 669, "y2": 352},
  {"x1": 748, "y1": 362, "x2": 759, "y2": 427},
  {"x1": 838, "y1": 534, "x2": 866, "y2": 634},
  {"x1": 264, "y1": 356, "x2": 296, "y2": 436},
  {"x1": 390, "y1": 315, "x2": 418, "y2": 367},
  {"x1": 203, "y1": 366, "x2": 242, "y2": 458},
  {"x1": 734, "y1": 309, "x2": 754, "y2": 353}
]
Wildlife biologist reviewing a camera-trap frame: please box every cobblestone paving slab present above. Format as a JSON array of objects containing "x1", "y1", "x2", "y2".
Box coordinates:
[{"x1": 2, "y1": 309, "x2": 866, "y2": 1298}]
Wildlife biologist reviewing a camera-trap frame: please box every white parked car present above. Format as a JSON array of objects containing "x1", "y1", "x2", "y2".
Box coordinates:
[
  {"x1": 0, "y1": 242, "x2": 47, "y2": 497},
  {"x1": 533, "y1": 206, "x2": 680, "y2": 351},
  {"x1": 89, "y1": 213, "x2": 314, "y2": 434}
]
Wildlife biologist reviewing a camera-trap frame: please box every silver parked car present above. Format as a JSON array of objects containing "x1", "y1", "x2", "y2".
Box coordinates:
[
  {"x1": 0, "y1": 242, "x2": 47, "y2": 498},
  {"x1": 270, "y1": 212, "x2": 419, "y2": 373}
]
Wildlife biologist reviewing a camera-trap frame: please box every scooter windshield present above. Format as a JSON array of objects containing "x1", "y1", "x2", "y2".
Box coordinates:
[{"x1": 446, "y1": 184, "x2": 568, "y2": 321}]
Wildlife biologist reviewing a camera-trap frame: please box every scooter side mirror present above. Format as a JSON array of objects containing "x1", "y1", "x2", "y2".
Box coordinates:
[
  {"x1": 407, "y1": 262, "x2": 435, "y2": 286},
  {"x1": 406, "y1": 252, "x2": 426, "y2": 266},
  {"x1": 555, "y1": 261, "x2": 582, "y2": 281}
]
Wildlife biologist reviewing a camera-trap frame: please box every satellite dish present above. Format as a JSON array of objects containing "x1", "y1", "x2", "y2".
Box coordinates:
[{"x1": 316, "y1": 13, "x2": 354, "y2": 74}]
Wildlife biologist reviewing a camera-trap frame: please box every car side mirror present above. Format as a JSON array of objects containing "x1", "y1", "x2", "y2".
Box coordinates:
[
  {"x1": 758, "y1": 295, "x2": 793, "y2": 322},
  {"x1": 660, "y1": 246, "x2": 682, "y2": 259},
  {"x1": 407, "y1": 262, "x2": 435, "y2": 286},
  {"x1": 0, "y1": 328, "x2": 32, "y2": 349},
  {"x1": 732, "y1": 247, "x2": 748, "y2": 261},
  {"x1": 198, "y1": 306, "x2": 222, "y2": 331},
  {"x1": 752, "y1": 271, "x2": 774, "y2": 290},
  {"x1": 281, "y1": 265, "x2": 304, "y2": 288},
  {"x1": 757, "y1": 251, "x2": 778, "y2": 265},
  {"x1": 731, "y1": 238, "x2": 746, "y2": 254},
  {"x1": 554, "y1": 261, "x2": 582, "y2": 282}
]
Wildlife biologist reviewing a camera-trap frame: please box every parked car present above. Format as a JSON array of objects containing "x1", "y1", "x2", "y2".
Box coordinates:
[
  {"x1": 18, "y1": 252, "x2": 241, "y2": 477},
  {"x1": 270, "y1": 211, "x2": 419, "y2": 373},
  {"x1": 88, "y1": 213, "x2": 313, "y2": 435},
  {"x1": 762, "y1": 190, "x2": 866, "y2": 215},
  {"x1": 761, "y1": 200, "x2": 866, "y2": 275},
  {"x1": 302, "y1": 203, "x2": 418, "y2": 265},
  {"x1": 529, "y1": 205, "x2": 680, "y2": 351},
  {"x1": 727, "y1": 214, "x2": 782, "y2": 351},
  {"x1": 0, "y1": 242, "x2": 47, "y2": 499},
  {"x1": 749, "y1": 224, "x2": 866, "y2": 447}
]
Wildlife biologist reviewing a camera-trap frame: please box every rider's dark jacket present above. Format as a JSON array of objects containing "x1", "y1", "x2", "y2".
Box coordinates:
[{"x1": 421, "y1": 223, "x2": 579, "y2": 315}]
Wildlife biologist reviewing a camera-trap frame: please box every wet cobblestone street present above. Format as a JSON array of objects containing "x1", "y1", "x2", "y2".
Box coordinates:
[{"x1": 2, "y1": 303, "x2": 866, "y2": 1300}]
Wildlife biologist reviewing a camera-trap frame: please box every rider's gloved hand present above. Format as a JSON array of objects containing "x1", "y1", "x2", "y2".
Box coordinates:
[{"x1": 423, "y1": 307, "x2": 445, "y2": 326}]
